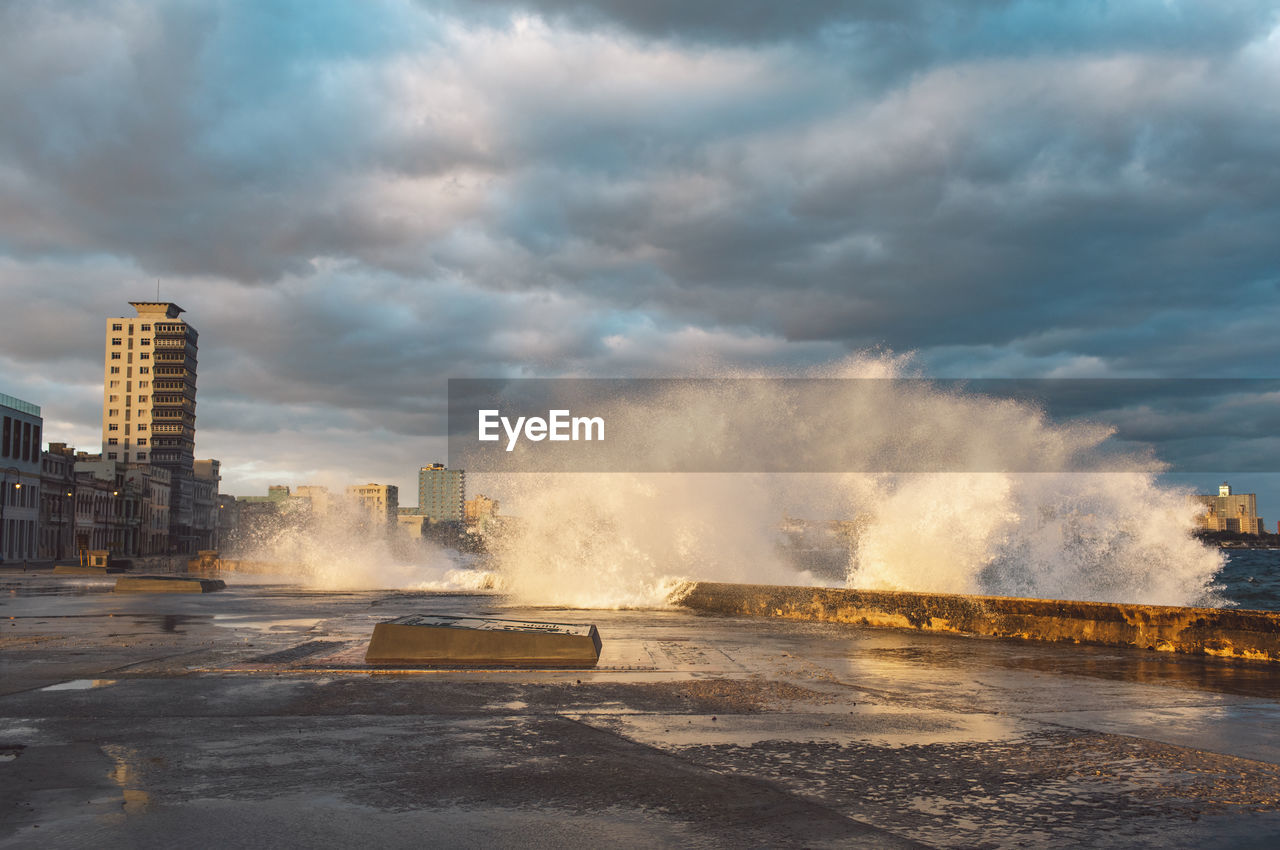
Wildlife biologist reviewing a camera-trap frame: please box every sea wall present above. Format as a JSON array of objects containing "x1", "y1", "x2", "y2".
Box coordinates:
[
  {"x1": 678, "y1": 582, "x2": 1280, "y2": 663},
  {"x1": 188, "y1": 554, "x2": 303, "y2": 575}
]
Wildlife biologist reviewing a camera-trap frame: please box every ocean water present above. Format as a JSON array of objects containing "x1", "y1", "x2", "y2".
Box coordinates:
[{"x1": 1217, "y1": 549, "x2": 1280, "y2": 611}]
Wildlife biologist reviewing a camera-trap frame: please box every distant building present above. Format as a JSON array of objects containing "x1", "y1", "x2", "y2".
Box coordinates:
[
  {"x1": 419, "y1": 463, "x2": 465, "y2": 522},
  {"x1": 216, "y1": 494, "x2": 239, "y2": 551},
  {"x1": 192, "y1": 459, "x2": 220, "y2": 550},
  {"x1": 464, "y1": 494, "x2": 499, "y2": 526},
  {"x1": 73, "y1": 457, "x2": 162, "y2": 556},
  {"x1": 395, "y1": 514, "x2": 426, "y2": 539},
  {"x1": 137, "y1": 464, "x2": 172, "y2": 555},
  {"x1": 39, "y1": 443, "x2": 76, "y2": 560},
  {"x1": 346, "y1": 483, "x2": 399, "y2": 526},
  {"x1": 293, "y1": 485, "x2": 332, "y2": 515},
  {"x1": 2, "y1": 392, "x2": 43, "y2": 563},
  {"x1": 1192, "y1": 482, "x2": 1265, "y2": 535},
  {"x1": 101, "y1": 302, "x2": 200, "y2": 551}
]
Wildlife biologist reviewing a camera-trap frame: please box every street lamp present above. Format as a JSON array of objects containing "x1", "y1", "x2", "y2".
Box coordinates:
[
  {"x1": 61, "y1": 487, "x2": 75, "y2": 562},
  {"x1": 110, "y1": 489, "x2": 120, "y2": 554}
]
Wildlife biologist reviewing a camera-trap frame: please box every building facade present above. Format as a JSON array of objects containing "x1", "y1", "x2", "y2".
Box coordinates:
[
  {"x1": 418, "y1": 463, "x2": 465, "y2": 522},
  {"x1": 192, "y1": 459, "x2": 220, "y2": 550},
  {"x1": 346, "y1": 483, "x2": 399, "y2": 526},
  {"x1": 1192, "y1": 482, "x2": 1265, "y2": 535},
  {"x1": 463, "y1": 494, "x2": 499, "y2": 526},
  {"x1": 39, "y1": 443, "x2": 77, "y2": 560},
  {"x1": 101, "y1": 302, "x2": 199, "y2": 551},
  {"x1": 2, "y1": 392, "x2": 43, "y2": 563}
]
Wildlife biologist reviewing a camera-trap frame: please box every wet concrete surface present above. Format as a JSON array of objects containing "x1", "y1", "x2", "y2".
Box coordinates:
[{"x1": 2, "y1": 572, "x2": 1280, "y2": 848}]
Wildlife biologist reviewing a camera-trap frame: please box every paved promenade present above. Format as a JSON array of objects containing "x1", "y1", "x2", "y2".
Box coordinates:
[{"x1": 2, "y1": 572, "x2": 1279, "y2": 848}]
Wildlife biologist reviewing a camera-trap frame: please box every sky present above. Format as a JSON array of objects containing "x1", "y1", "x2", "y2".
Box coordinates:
[{"x1": 1, "y1": 0, "x2": 1278, "y2": 513}]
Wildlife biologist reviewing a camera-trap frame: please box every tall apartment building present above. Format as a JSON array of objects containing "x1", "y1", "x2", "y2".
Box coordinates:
[
  {"x1": 418, "y1": 463, "x2": 465, "y2": 522},
  {"x1": 101, "y1": 302, "x2": 199, "y2": 551},
  {"x1": 1, "y1": 392, "x2": 43, "y2": 563}
]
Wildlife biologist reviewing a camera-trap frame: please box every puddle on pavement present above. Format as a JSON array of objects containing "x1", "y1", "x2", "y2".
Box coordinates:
[
  {"x1": 104, "y1": 744, "x2": 151, "y2": 815},
  {"x1": 486, "y1": 700, "x2": 529, "y2": 712},
  {"x1": 212, "y1": 615, "x2": 322, "y2": 632},
  {"x1": 2, "y1": 581, "x2": 114, "y2": 597},
  {"x1": 596, "y1": 705, "x2": 1032, "y2": 749},
  {"x1": 129, "y1": 614, "x2": 210, "y2": 633},
  {"x1": 42, "y1": 679, "x2": 117, "y2": 691}
]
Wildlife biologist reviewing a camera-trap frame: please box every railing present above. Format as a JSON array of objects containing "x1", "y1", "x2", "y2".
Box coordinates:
[{"x1": 0, "y1": 392, "x2": 40, "y2": 416}]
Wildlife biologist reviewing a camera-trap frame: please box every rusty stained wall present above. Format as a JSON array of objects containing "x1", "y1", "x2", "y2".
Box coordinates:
[{"x1": 678, "y1": 583, "x2": 1280, "y2": 663}]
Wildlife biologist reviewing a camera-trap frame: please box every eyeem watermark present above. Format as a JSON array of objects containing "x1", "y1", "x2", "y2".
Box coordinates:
[
  {"x1": 450, "y1": 377, "x2": 1280, "y2": 472},
  {"x1": 478, "y1": 409, "x2": 605, "y2": 452}
]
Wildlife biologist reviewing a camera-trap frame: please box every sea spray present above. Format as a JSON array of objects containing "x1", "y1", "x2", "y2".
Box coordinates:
[
  {"x1": 485, "y1": 353, "x2": 1226, "y2": 608},
  {"x1": 235, "y1": 497, "x2": 496, "y2": 591}
]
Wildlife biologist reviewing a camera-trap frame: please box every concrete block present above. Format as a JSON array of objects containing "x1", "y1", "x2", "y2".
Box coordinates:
[
  {"x1": 365, "y1": 614, "x2": 602, "y2": 667},
  {"x1": 113, "y1": 575, "x2": 227, "y2": 594}
]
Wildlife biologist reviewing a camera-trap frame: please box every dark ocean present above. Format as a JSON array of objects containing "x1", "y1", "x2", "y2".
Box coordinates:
[{"x1": 1217, "y1": 549, "x2": 1280, "y2": 611}]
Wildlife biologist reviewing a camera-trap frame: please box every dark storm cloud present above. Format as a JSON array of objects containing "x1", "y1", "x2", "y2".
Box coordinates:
[
  {"x1": 460, "y1": 0, "x2": 1273, "y2": 55},
  {"x1": 3, "y1": 0, "x2": 1279, "y2": 496}
]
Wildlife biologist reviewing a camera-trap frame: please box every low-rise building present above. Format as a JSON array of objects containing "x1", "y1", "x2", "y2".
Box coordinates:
[
  {"x1": 192, "y1": 459, "x2": 220, "y2": 550},
  {"x1": 395, "y1": 513, "x2": 426, "y2": 539},
  {"x1": 464, "y1": 494, "x2": 499, "y2": 526},
  {"x1": 2, "y1": 392, "x2": 43, "y2": 563},
  {"x1": 346, "y1": 483, "x2": 398, "y2": 527},
  {"x1": 39, "y1": 443, "x2": 76, "y2": 560},
  {"x1": 216, "y1": 494, "x2": 240, "y2": 552}
]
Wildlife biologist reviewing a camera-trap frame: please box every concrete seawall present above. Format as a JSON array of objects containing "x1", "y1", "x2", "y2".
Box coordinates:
[{"x1": 678, "y1": 582, "x2": 1280, "y2": 663}]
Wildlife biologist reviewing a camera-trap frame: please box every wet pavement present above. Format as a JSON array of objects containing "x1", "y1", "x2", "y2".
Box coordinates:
[{"x1": 2, "y1": 572, "x2": 1280, "y2": 848}]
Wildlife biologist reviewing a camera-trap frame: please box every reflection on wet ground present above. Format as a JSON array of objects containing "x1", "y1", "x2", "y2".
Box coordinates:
[
  {"x1": 2, "y1": 579, "x2": 114, "y2": 597},
  {"x1": 861, "y1": 634, "x2": 1280, "y2": 700},
  {"x1": 1, "y1": 571, "x2": 1278, "y2": 848},
  {"x1": 40, "y1": 679, "x2": 116, "y2": 691}
]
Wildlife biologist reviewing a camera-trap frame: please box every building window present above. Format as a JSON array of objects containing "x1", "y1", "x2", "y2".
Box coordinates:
[
  {"x1": 137, "y1": 439, "x2": 147, "y2": 446},
  {"x1": 109, "y1": 409, "x2": 118, "y2": 416},
  {"x1": 110, "y1": 367, "x2": 120, "y2": 374},
  {"x1": 108, "y1": 438, "x2": 119, "y2": 445},
  {"x1": 139, "y1": 367, "x2": 149, "y2": 374},
  {"x1": 107, "y1": 452, "x2": 117, "y2": 460},
  {"x1": 138, "y1": 382, "x2": 149, "y2": 389},
  {"x1": 110, "y1": 352, "x2": 121, "y2": 360},
  {"x1": 139, "y1": 353, "x2": 149, "y2": 360},
  {"x1": 137, "y1": 424, "x2": 147, "y2": 431},
  {"x1": 141, "y1": 324, "x2": 151, "y2": 331},
  {"x1": 108, "y1": 424, "x2": 118, "y2": 432},
  {"x1": 141, "y1": 339, "x2": 150, "y2": 346},
  {"x1": 136, "y1": 453, "x2": 146, "y2": 461},
  {"x1": 112, "y1": 323, "x2": 122, "y2": 331},
  {"x1": 112, "y1": 338, "x2": 122, "y2": 345}
]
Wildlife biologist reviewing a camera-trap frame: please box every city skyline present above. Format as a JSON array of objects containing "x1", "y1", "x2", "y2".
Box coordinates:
[{"x1": 1, "y1": 2, "x2": 1278, "y2": 509}]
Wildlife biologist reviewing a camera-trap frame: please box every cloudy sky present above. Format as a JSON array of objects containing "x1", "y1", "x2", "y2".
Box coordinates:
[{"x1": 2, "y1": 0, "x2": 1278, "y2": 510}]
